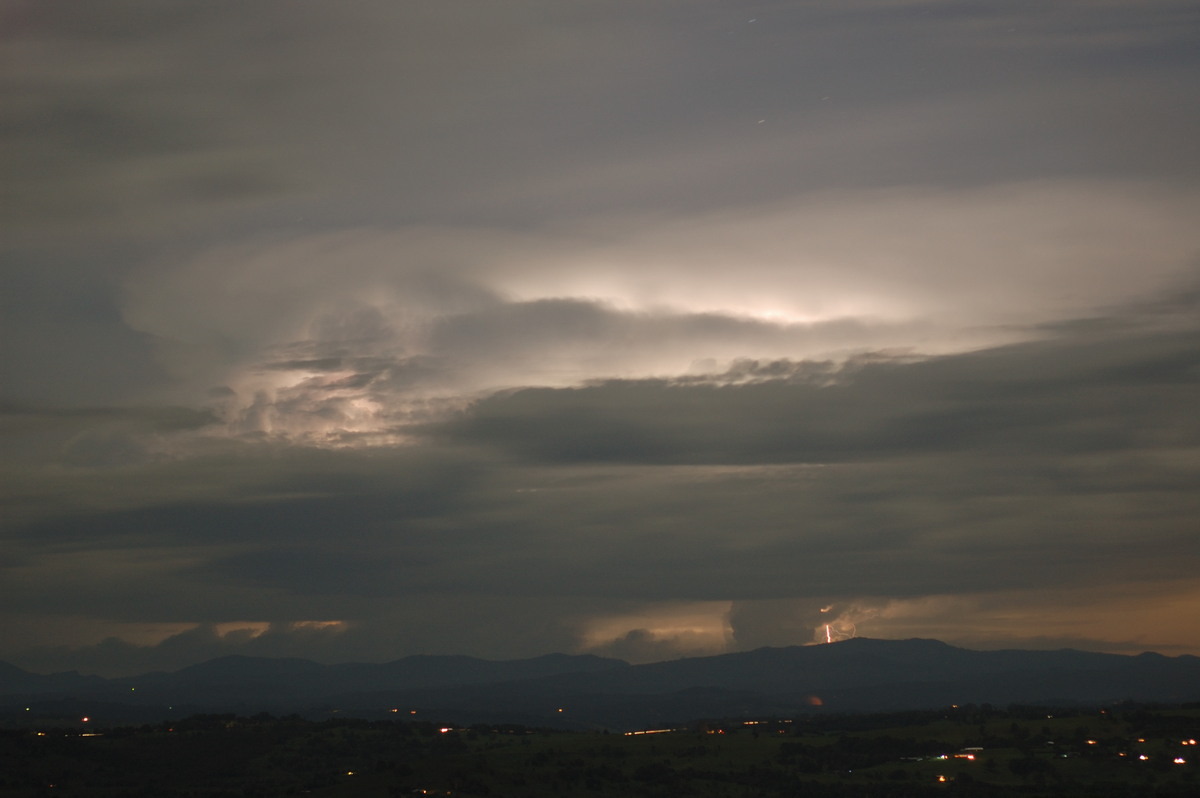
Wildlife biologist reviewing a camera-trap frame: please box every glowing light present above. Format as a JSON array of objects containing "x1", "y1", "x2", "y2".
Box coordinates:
[
  {"x1": 291, "y1": 620, "x2": 347, "y2": 631},
  {"x1": 1139, "y1": 755, "x2": 1149, "y2": 761},
  {"x1": 937, "y1": 775, "x2": 947, "y2": 782},
  {"x1": 81, "y1": 717, "x2": 89, "y2": 722},
  {"x1": 213, "y1": 621, "x2": 269, "y2": 638},
  {"x1": 739, "y1": 308, "x2": 827, "y2": 326},
  {"x1": 1175, "y1": 757, "x2": 1186, "y2": 764},
  {"x1": 579, "y1": 601, "x2": 732, "y2": 658}
]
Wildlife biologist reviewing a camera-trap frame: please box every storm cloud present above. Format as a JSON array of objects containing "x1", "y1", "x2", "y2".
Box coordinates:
[{"x1": 3, "y1": 0, "x2": 1199, "y2": 674}]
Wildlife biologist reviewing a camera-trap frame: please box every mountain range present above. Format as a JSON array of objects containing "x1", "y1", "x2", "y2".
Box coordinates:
[{"x1": 4, "y1": 638, "x2": 1199, "y2": 730}]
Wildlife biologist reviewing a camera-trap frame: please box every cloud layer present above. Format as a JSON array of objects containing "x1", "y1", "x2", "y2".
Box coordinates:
[{"x1": 3, "y1": 0, "x2": 1199, "y2": 674}]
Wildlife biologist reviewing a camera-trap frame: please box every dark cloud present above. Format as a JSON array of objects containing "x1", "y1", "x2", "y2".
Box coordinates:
[
  {"x1": 7, "y1": 0, "x2": 1199, "y2": 249},
  {"x1": 4, "y1": 318, "x2": 1199, "y2": 667},
  {"x1": 435, "y1": 325, "x2": 1200, "y2": 464},
  {"x1": 8, "y1": 322, "x2": 1197, "y2": 608}
]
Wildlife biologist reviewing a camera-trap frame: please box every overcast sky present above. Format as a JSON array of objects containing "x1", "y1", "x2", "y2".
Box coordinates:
[{"x1": 3, "y1": 0, "x2": 1200, "y2": 677}]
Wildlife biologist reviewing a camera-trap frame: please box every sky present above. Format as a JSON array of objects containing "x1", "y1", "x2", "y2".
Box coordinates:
[{"x1": 3, "y1": 0, "x2": 1200, "y2": 677}]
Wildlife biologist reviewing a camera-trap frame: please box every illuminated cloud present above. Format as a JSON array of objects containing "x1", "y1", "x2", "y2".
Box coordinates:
[
  {"x1": 579, "y1": 602, "x2": 734, "y2": 662},
  {"x1": 111, "y1": 182, "x2": 1200, "y2": 443},
  {"x1": 3, "y1": 0, "x2": 1200, "y2": 673}
]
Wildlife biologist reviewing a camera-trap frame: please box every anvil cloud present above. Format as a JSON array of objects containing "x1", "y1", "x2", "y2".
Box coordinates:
[{"x1": 3, "y1": 0, "x2": 1199, "y2": 676}]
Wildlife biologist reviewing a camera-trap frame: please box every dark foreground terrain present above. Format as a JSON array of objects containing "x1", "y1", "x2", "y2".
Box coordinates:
[{"x1": 3, "y1": 703, "x2": 1199, "y2": 797}]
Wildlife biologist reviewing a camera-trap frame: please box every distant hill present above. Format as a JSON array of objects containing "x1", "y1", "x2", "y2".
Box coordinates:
[
  {"x1": 4, "y1": 639, "x2": 1199, "y2": 730},
  {"x1": 0, "y1": 660, "x2": 104, "y2": 696},
  {"x1": 0, "y1": 652, "x2": 629, "y2": 717}
]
